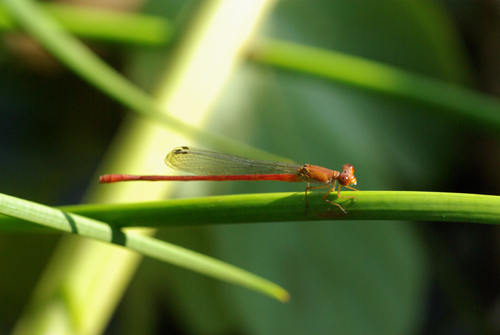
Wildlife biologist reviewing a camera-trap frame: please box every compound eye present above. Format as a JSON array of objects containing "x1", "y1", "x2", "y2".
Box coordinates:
[
  {"x1": 342, "y1": 164, "x2": 354, "y2": 174},
  {"x1": 339, "y1": 173, "x2": 350, "y2": 186},
  {"x1": 338, "y1": 168, "x2": 357, "y2": 186}
]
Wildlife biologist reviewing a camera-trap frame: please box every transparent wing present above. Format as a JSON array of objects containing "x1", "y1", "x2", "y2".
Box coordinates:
[{"x1": 165, "y1": 146, "x2": 302, "y2": 175}]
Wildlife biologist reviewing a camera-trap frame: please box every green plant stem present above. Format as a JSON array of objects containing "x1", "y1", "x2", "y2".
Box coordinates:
[{"x1": 1, "y1": 192, "x2": 499, "y2": 233}]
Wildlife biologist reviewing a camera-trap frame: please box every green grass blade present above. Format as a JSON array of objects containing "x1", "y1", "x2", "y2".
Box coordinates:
[
  {"x1": 0, "y1": 192, "x2": 289, "y2": 302},
  {"x1": 250, "y1": 39, "x2": 500, "y2": 131}
]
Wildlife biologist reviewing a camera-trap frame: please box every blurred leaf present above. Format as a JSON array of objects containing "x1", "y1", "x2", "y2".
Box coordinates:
[{"x1": 0, "y1": 2, "x2": 173, "y2": 45}]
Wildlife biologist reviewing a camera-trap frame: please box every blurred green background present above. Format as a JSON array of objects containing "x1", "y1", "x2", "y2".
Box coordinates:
[{"x1": 1, "y1": 0, "x2": 500, "y2": 334}]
